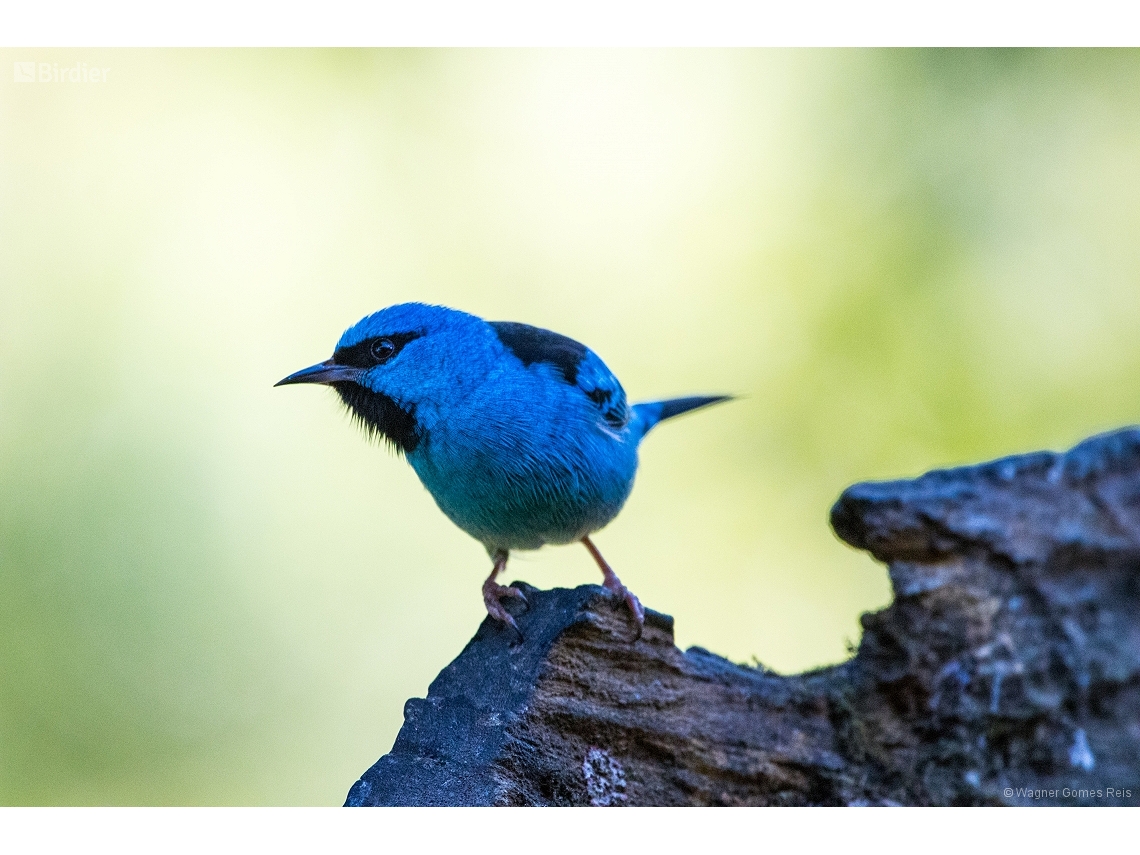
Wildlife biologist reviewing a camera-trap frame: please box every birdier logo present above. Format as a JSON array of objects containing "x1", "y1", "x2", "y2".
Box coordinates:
[{"x1": 13, "y1": 61, "x2": 109, "y2": 83}]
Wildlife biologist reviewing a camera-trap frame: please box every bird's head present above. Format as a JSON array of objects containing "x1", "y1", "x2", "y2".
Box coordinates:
[{"x1": 275, "y1": 302, "x2": 491, "y2": 454}]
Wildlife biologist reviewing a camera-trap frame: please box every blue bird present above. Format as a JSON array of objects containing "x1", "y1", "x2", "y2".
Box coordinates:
[{"x1": 276, "y1": 303, "x2": 730, "y2": 638}]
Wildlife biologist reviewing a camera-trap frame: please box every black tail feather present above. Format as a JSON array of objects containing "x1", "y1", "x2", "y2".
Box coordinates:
[
  {"x1": 657, "y1": 395, "x2": 733, "y2": 422},
  {"x1": 633, "y1": 395, "x2": 734, "y2": 438}
]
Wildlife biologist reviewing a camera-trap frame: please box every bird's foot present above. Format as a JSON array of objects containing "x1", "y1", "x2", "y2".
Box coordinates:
[
  {"x1": 581, "y1": 535, "x2": 645, "y2": 642},
  {"x1": 601, "y1": 574, "x2": 646, "y2": 641},
  {"x1": 482, "y1": 578, "x2": 527, "y2": 638}
]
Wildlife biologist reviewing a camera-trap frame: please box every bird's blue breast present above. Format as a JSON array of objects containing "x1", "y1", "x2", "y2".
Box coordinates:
[{"x1": 405, "y1": 335, "x2": 640, "y2": 552}]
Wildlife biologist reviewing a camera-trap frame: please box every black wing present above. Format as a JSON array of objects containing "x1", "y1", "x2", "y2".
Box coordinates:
[{"x1": 490, "y1": 321, "x2": 629, "y2": 429}]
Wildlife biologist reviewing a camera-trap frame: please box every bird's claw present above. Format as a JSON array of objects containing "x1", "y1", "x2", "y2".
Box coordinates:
[
  {"x1": 603, "y1": 577, "x2": 645, "y2": 641},
  {"x1": 483, "y1": 581, "x2": 527, "y2": 639}
]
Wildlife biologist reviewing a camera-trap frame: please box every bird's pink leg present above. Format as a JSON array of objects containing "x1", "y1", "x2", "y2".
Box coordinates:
[
  {"x1": 582, "y1": 535, "x2": 645, "y2": 639},
  {"x1": 482, "y1": 549, "x2": 527, "y2": 636}
]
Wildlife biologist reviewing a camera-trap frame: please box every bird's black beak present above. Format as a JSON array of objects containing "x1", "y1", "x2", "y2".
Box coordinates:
[{"x1": 274, "y1": 360, "x2": 363, "y2": 387}]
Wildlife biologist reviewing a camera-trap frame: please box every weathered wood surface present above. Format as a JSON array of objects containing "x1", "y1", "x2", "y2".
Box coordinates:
[{"x1": 346, "y1": 428, "x2": 1140, "y2": 805}]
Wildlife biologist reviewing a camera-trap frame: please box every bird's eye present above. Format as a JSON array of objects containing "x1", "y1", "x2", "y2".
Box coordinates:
[{"x1": 370, "y1": 337, "x2": 397, "y2": 364}]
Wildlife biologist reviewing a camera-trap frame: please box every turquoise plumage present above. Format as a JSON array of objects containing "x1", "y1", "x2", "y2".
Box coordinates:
[{"x1": 277, "y1": 302, "x2": 730, "y2": 638}]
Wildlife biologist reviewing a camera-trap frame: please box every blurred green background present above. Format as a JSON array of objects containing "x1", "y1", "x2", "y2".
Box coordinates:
[{"x1": 2, "y1": 49, "x2": 1140, "y2": 805}]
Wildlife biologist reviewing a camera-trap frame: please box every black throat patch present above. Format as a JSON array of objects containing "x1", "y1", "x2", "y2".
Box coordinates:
[
  {"x1": 333, "y1": 382, "x2": 421, "y2": 454},
  {"x1": 490, "y1": 321, "x2": 588, "y2": 385}
]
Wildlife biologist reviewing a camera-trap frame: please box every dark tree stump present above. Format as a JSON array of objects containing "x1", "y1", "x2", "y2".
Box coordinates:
[{"x1": 346, "y1": 428, "x2": 1140, "y2": 806}]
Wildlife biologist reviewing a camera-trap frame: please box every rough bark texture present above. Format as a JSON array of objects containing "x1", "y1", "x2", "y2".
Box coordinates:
[{"x1": 346, "y1": 428, "x2": 1140, "y2": 806}]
